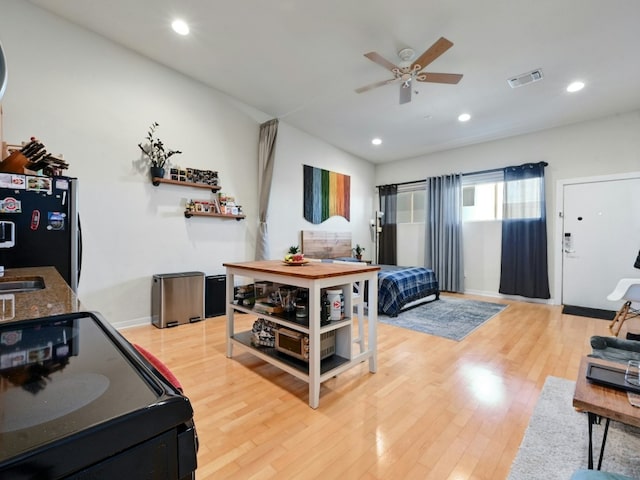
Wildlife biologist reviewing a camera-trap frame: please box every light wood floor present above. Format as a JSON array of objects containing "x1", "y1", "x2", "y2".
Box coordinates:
[{"x1": 121, "y1": 294, "x2": 613, "y2": 479}]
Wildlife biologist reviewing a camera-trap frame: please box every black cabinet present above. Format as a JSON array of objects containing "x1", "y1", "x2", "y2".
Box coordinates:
[{"x1": 205, "y1": 275, "x2": 226, "y2": 317}]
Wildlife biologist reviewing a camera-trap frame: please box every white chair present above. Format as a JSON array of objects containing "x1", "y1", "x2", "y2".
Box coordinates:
[{"x1": 608, "y1": 279, "x2": 640, "y2": 336}]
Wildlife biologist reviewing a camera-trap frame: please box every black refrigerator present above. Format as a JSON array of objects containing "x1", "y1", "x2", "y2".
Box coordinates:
[{"x1": 0, "y1": 173, "x2": 80, "y2": 291}]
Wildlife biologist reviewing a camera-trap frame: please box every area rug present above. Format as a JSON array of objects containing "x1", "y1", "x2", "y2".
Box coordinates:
[
  {"x1": 563, "y1": 304, "x2": 616, "y2": 320},
  {"x1": 507, "y1": 376, "x2": 640, "y2": 479},
  {"x1": 378, "y1": 296, "x2": 507, "y2": 341}
]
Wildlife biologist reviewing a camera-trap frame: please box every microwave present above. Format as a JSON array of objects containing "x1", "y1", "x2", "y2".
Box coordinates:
[{"x1": 275, "y1": 328, "x2": 336, "y2": 362}]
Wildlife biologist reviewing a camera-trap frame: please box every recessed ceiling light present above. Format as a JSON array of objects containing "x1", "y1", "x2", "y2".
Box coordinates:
[
  {"x1": 171, "y1": 19, "x2": 190, "y2": 36},
  {"x1": 371, "y1": 138, "x2": 382, "y2": 146},
  {"x1": 458, "y1": 113, "x2": 471, "y2": 122},
  {"x1": 566, "y1": 81, "x2": 585, "y2": 93}
]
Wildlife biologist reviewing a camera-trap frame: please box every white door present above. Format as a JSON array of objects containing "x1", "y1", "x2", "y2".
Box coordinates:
[{"x1": 562, "y1": 177, "x2": 640, "y2": 310}]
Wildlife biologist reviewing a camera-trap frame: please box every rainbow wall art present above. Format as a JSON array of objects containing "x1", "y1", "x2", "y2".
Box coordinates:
[{"x1": 303, "y1": 165, "x2": 350, "y2": 224}]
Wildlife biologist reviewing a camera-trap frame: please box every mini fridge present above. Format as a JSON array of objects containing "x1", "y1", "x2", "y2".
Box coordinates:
[{"x1": 152, "y1": 272, "x2": 204, "y2": 328}]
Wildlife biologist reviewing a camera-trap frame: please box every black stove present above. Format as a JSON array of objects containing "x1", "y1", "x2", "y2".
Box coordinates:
[{"x1": 0, "y1": 312, "x2": 197, "y2": 479}]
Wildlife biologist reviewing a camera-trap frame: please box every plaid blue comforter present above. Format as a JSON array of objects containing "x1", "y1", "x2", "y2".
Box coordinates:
[{"x1": 378, "y1": 266, "x2": 439, "y2": 317}]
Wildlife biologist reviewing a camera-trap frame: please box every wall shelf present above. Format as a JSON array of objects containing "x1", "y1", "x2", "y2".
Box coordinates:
[
  {"x1": 152, "y1": 177, "x2": 220, "y2": 192},
  {"x1": 152, "y1": 176, "x2": 242, "y2": 220},
  {"x1": 184, "y1": 210, "x2": 245, "y2": 221}
]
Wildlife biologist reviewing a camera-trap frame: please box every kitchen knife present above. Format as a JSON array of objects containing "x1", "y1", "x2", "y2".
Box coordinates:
[
  {"x1": 28, "y1": 149, "x2": 48, "y2": 164},
  {"x1": 24, "y1": 144, "x2": 45, "y2": 159},
  {"x1": 20, "y1": 141, "x2": 39, "y2": 157}
]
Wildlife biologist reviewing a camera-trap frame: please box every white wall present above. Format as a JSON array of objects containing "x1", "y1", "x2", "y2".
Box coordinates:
[
  {"x1": 269, "y1": 123, "x2": 376, "y2": 259},
  {"x1": 378, "y1": 110, "x2": 640, "y2": 300},
  {"x1": 0, "y1": 1, "x2": 375, "y2": 326}
]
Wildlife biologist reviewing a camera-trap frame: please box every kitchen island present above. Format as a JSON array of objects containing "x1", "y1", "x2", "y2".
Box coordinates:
[{"x1": 223, "y1": 259, "x2": 380, "y2": 409}]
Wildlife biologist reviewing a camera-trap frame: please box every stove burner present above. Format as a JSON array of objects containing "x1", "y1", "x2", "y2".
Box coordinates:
[{"x1": 2, "y1": 373, "x2": 109, "y2": 433}]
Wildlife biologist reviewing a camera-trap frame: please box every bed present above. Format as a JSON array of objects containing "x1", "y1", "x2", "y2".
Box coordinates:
[{"x1": 300, "y1": 230, "x2": 440, "y2": 317}]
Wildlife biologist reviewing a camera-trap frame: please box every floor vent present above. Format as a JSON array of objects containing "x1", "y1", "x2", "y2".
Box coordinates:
[{"x1": 508, "y1": 68, "x2": 543, "y2": 88}]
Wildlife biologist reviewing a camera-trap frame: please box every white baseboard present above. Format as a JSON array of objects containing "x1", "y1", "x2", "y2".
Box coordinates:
[
  {"x1": 114, "y1": 316, "x2": 151, "y2": 331},
  {"x1": 463, "y1": 288, "x2": 556, "y2": 305}
]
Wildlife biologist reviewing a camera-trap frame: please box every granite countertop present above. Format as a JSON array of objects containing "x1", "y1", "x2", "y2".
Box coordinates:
[{"x1": 0, "y1": 266, "x2": 82, "y2": 323}]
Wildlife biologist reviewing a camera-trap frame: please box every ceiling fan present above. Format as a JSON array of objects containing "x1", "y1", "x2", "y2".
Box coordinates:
[{"x1": 355, "y1": 37, "x2": 463, "y2": 104}]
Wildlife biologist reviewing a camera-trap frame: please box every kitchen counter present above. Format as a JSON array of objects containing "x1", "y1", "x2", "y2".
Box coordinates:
[{"x1": 0, "y1": 266, "x2": 82, "y2": 322}]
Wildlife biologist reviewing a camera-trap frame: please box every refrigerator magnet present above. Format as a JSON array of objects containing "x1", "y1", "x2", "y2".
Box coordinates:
[
  {"x1": 0, "y1": 173, "x2": 26, "y2": 189},
  {"x1": 55, "y1": 178, "x2": 69, "y2": 190},
  {"x1": 47, "y1": 212, "x2": 66, "y2": 231},
  {"x1": 26, "y1": 176, "x2": 52, "y2": 194},
  {"x1": 31, "y1": 210, "x2": 41, "y2": 230},
  {"x1": 0, "y1": 197, "x2": 22, "y2": 213}
]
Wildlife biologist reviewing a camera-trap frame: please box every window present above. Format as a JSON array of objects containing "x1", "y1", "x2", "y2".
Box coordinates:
[
  {"x1": 503, "y1": 177, "x2": 542, "y2": 219},
  {"x1": 462, "y1": 182, "x2": 504, "y2": 221},
  {"x1": 397, "y1": 187, "x2": 425, "y2": 224},
  {"x1": 462, "y1": 171, "x2": 504, "y2": 222},
  {"x1": 462, "y1": 170, "x2": 543, "y2": 222}
]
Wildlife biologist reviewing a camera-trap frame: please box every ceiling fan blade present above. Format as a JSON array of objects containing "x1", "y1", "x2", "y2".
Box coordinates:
[
  {"x1": 355, "y1": 77, "x2": 401, "y2": 94},
  {"x1": 410, "y1": 37, "x2": 454, "y2": 72},
  {"x1": 364, "y1": 52, "x2": 400, "y2": 73},
  {"x1": 399, "y1": 82, "x2": 412, "y2": 104},
  {"x1": 416, "y1": 72, "x2": 463, "y2": 84}
]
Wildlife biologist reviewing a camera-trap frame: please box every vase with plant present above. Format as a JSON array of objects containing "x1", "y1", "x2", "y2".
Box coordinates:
[
  {"x1": 352, "y1": 244, "x2": 365, "y2": 260},
  {"x1": 138, "y1": 122, "x2": 182, "y2": 180}
]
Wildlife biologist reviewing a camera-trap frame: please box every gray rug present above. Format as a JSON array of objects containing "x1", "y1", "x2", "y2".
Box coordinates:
[
  {"x1": 508, "y1": 376, "x2": 640, "y2": 479},
  {"x1": 378, "y1": 296, "x2": 507, "y2": 341}
]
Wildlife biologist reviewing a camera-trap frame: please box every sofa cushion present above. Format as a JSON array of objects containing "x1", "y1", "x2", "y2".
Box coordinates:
[
  {"x1": 590, "y1": 335, "x2": 640, "y2": 364},
  {"x1": 571, "y1": 469, "x2": 635, "y2": 480}
]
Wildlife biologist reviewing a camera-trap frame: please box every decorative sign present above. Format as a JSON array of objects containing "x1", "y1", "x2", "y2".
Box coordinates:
[{"x1": 303, "y1": 165, "x2": 350, "y2": 224}]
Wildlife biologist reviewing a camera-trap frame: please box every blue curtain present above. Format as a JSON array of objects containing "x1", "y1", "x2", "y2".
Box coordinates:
[
  {"x1": 378, "y1": 184, "x2": 397, "y2": 265},
  {"x1": 425, "y1": 174, "x2": 464, "y2": 292},
  {"x1": 499, "y1": 162, "x2": 550, "y2": 299}
]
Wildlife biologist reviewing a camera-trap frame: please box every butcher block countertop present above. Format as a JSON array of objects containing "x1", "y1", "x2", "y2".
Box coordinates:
[
  {"x1": 222, "y1": 259, "x2": 379, "y2": 279},
  {"x1": 0, "y1": 266, "x2": 82, "y2": 322}
]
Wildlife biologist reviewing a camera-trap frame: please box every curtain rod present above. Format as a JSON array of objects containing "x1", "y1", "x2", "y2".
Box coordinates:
[
  {"x1": 376, "y1": 161, "x2": 549, "y2": 189},
  {"x1": 375, "y1": 179, "x2": 426, "y2": 188}
]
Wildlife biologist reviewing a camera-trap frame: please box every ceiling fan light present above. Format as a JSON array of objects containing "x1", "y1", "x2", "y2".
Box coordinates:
[
  {"x1": 371, "y1": 138, "x2": 382, "y2": 146},
  {"x1": 458, "y1": 113, "x2": 471, "y2": 122},
  {"x1": 171, "y1": 19, "x2": 190, "y2": 36},
  {"x1": 567, "y1": 81, "x2": 585, "y2": 93}
]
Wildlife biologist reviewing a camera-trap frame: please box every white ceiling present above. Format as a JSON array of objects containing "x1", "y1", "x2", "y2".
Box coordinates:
[{"x1": 27, "y1": 0, "x2": 640, "y2": 164}]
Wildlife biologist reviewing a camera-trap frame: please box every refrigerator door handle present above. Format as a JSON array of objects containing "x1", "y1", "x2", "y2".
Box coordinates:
[{"x1": 77, "y1": 215, "x2": 83, "y2": 287}]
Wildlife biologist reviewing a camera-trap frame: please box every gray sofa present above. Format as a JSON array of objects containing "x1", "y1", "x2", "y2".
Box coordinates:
[{"x1": 590, "y1": 336, "x2": 640, "y2": 364}]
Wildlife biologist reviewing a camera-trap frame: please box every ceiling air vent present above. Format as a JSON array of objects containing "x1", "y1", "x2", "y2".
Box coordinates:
[{"x1": 508, "y1": 69, "x2": 543, "y2": 88}]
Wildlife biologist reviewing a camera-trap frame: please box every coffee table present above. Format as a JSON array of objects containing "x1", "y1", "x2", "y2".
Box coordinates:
[{"x1": 573, "y1": 356, "x2": 640, "y2": 470}]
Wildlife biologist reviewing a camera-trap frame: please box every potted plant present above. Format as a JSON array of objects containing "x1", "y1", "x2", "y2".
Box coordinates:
[
  {"x1": 287, "y1": 245, "x2": 300, "y2": 255},
  {"x1": 352, "y1": 244, "x2": 365, "y2": 260},
  {"x1": 138, "y1": 122, "x2": 182, "y2": 179}
]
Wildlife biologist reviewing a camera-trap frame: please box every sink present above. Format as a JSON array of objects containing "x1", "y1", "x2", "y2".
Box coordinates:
[{"x1": 0, "y1": 276, "x2": 45, "y2": 293}]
